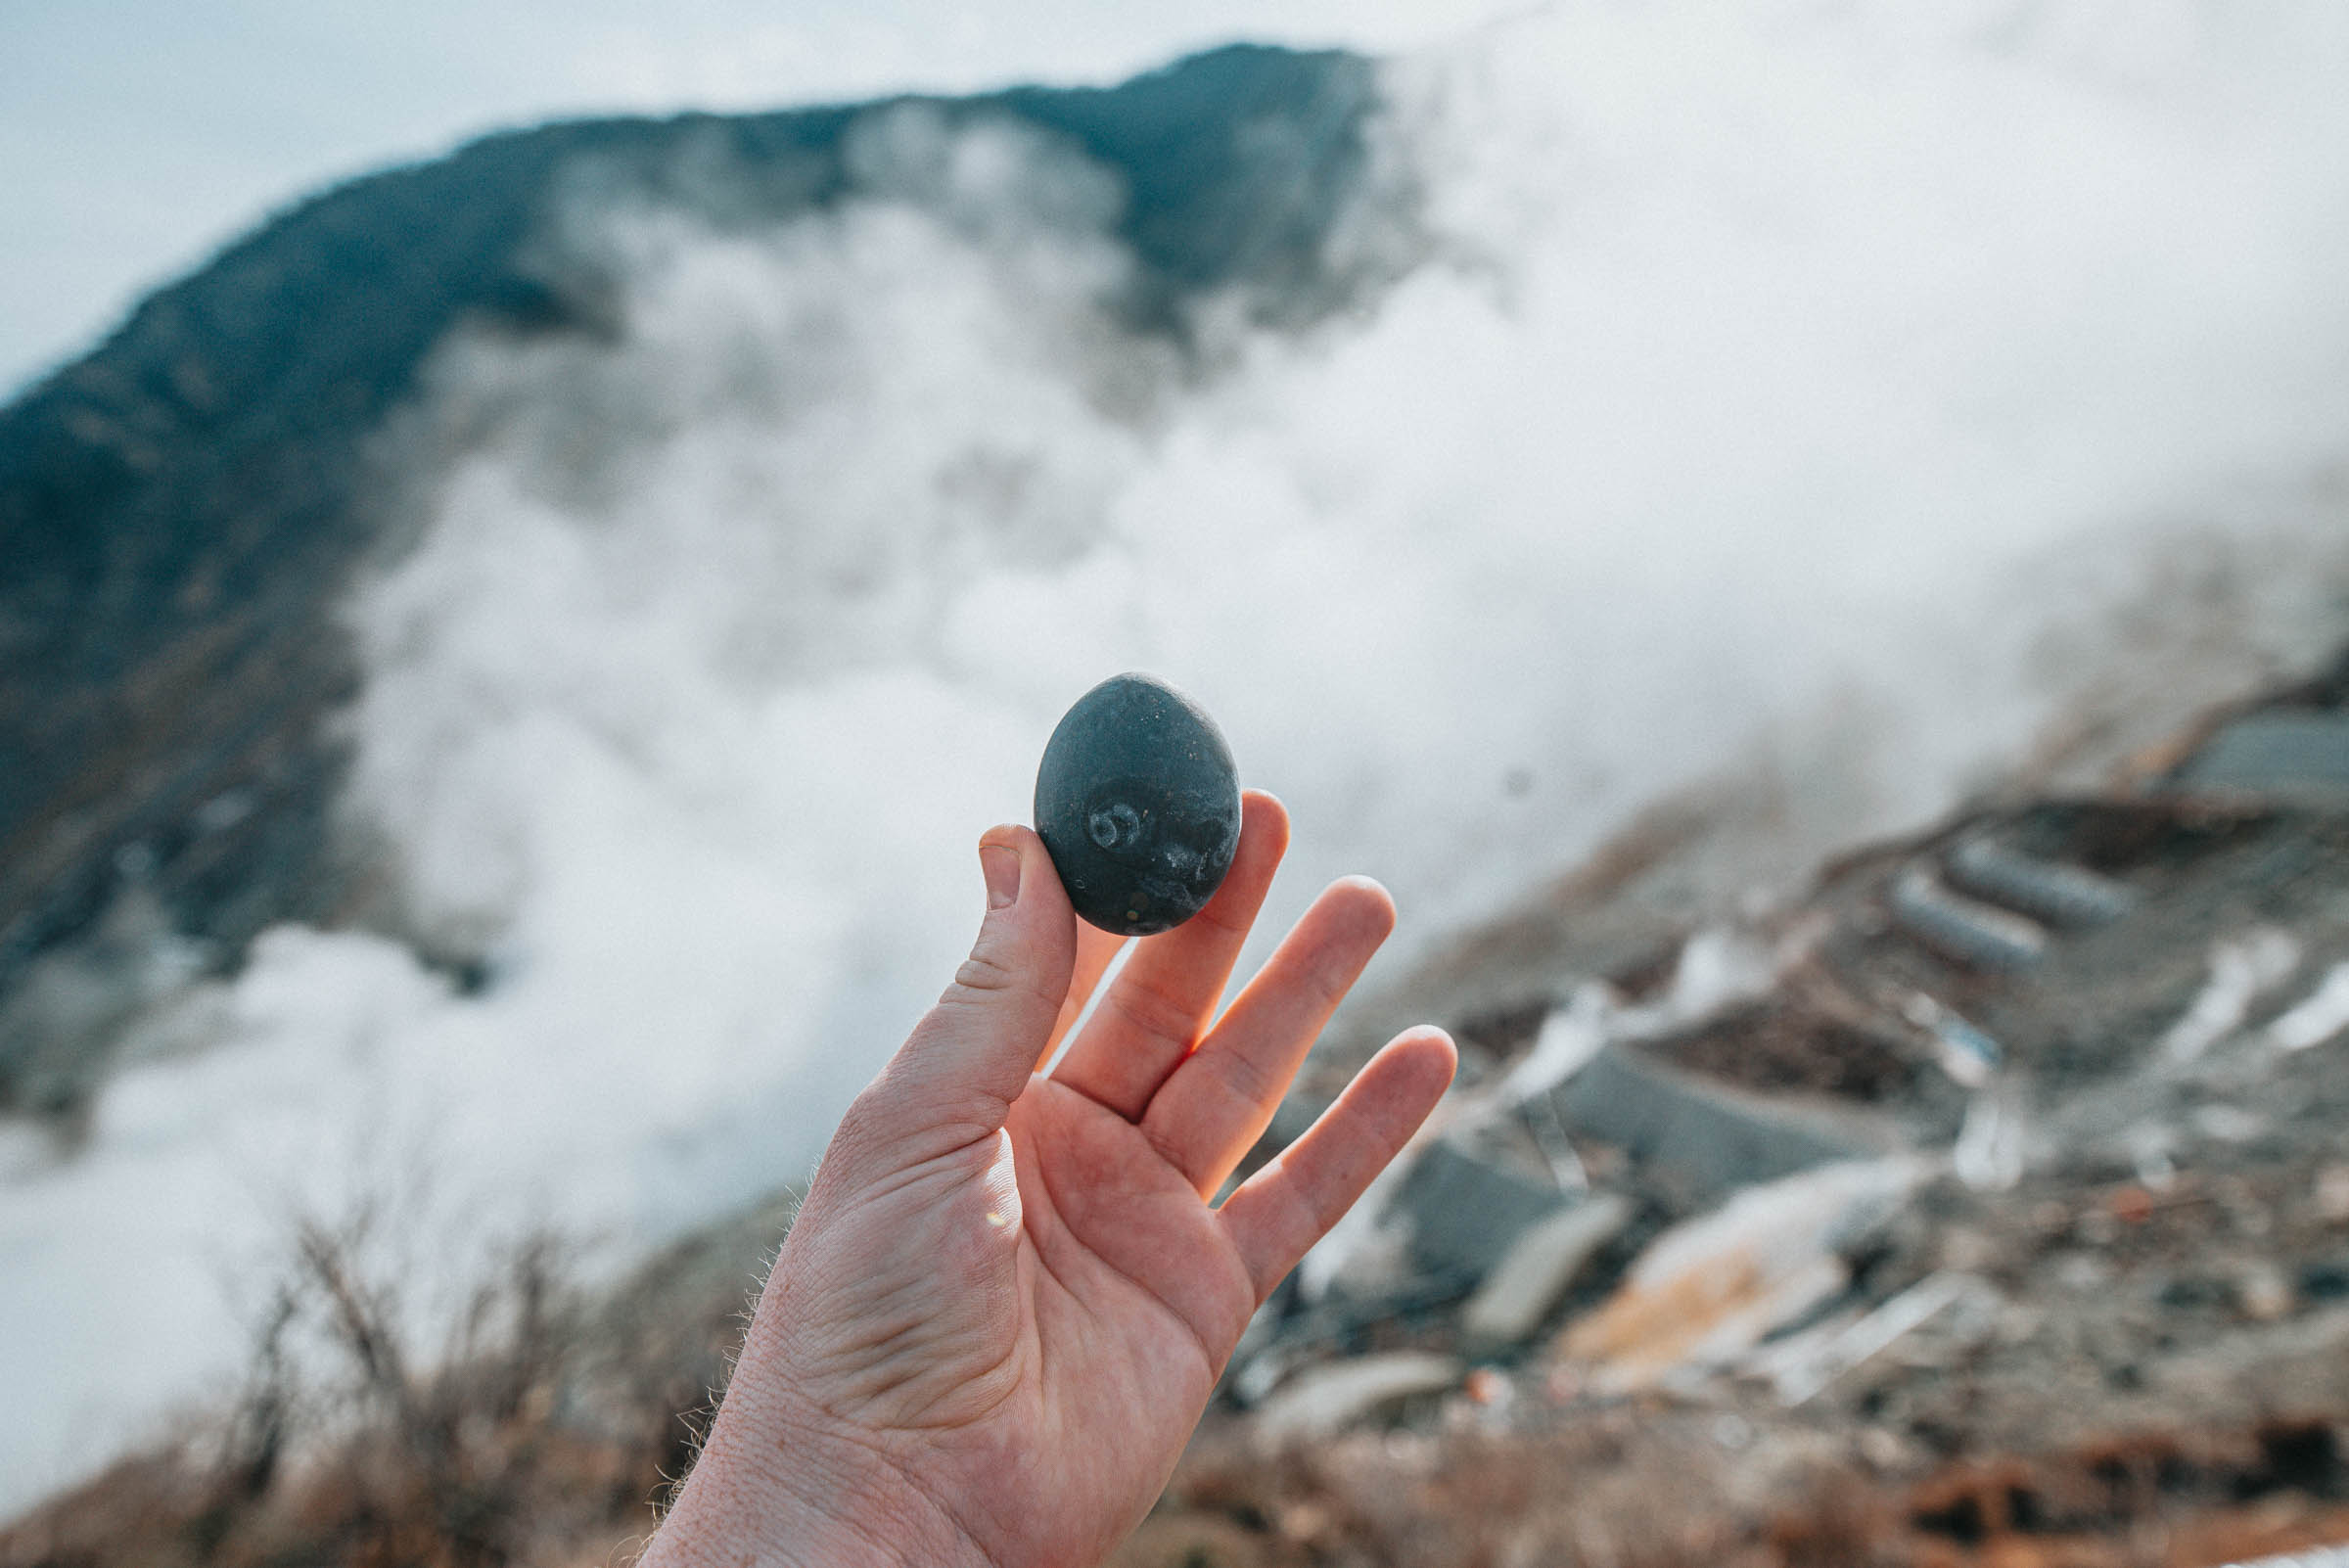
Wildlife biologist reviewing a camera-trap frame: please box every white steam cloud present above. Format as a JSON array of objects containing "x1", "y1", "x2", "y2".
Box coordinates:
[{"x1": 7, "y1": 0, "x2": 2349, "y2": 1512}]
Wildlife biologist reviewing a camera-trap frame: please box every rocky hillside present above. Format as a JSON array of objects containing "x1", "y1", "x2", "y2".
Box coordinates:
[{"x1": 7, "y1": 656, "x2": 2347, "y2": 1568}]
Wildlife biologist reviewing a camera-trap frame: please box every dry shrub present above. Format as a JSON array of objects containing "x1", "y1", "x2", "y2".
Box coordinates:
[
  {"x1": 0, "y1": 1196, "x2": 762, "y2": 1568},
  {"x1": 13, "y1": 1187, "x2": 2346, "y2": 1568}
]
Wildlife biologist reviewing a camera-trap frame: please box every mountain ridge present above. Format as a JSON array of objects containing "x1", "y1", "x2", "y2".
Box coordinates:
[{"x1": 0, "y1": 42, "x2": 1394, "y2": 1116}]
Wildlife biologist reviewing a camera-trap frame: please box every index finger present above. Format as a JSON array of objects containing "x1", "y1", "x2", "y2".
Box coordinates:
[
  {"x1": 1050, "y1": 791, "x2": 1289, "y2": 1117},
  {"x1": 1035, "y1": 922, "x2": 1127, "y2": 1073}
]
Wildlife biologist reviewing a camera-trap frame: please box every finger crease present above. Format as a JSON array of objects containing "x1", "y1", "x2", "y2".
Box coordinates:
[{"x1": 1115, "y1": 974, "x2": 1205, "y2": 1044}]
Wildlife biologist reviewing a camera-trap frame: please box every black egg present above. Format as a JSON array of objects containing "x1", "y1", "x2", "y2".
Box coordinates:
[{"x1": 1034, "y1": 672, "x2": 1242, "y2": 937}]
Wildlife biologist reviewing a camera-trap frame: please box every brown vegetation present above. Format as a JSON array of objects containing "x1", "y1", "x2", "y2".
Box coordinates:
[
  {"x1": 1115, "y1": 1412, "x2": 2349, "y2": 1568},
  {"x1": 0, "y1": 1200, "x2": 752, "y2": 1568}
]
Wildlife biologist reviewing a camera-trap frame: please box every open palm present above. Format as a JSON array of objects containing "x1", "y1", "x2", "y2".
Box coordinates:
[{"x1": 647, "y1": 795, "x2": 1454, "y2": 1568}]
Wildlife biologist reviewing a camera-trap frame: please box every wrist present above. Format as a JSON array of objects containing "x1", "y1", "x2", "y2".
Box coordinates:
[{"x1": 643, "y1": 1395, "x2": 996, "y2": 1568}]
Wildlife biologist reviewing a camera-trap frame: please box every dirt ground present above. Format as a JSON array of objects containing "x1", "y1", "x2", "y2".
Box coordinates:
[
  {"x1": 10, "y1": 687, "x2": 2349, "y2": 1568},
  {"x1": 1123, "y1": 745, "x2": 2349, "y2": 1564}
]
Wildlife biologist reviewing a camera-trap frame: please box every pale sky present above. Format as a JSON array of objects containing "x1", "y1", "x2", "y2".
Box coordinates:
[{"x1": 0, "y1": 0, "x2": 1519, "y2": 400}]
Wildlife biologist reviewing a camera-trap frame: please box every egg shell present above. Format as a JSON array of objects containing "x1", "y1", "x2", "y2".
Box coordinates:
[{"x1": 1034, "y1": 672, "x2": 1242, "y2": 937}]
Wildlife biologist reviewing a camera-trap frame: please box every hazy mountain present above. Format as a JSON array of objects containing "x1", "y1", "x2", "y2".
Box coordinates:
[{"x1": 0, "y1": 44, "x2": 1390, "y2": 1116}]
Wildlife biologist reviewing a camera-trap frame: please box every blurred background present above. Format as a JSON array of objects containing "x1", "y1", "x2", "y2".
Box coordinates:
[{"x1": 5, "y1": 3, "x2": 2349, "y2": 1563}]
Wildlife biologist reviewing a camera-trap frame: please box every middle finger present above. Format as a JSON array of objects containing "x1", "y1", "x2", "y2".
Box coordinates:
[{"x1": 1050, "y1": 790, "x2": 1289, "y2": 1119}]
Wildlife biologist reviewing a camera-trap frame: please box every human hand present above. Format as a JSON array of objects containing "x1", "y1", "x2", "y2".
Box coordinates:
[{"x1": 643, "y1": 793, "x2": 1455, "y2": 1568}]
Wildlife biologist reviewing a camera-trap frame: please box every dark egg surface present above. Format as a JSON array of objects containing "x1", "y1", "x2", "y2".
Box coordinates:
[{"x1": 1034, "y1": 673, "x2": 1241, "y2": 937}]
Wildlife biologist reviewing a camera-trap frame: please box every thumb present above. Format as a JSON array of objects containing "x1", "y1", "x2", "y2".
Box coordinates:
[{"x1": 855, "y1": 826, "x2": 1078, "y2": 1157}]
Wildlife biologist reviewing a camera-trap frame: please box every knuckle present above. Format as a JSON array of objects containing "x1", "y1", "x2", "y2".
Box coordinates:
[
  {"x1": 936, "y1": 942, "x2": 1062, "y2": 1024},
  {"x1": 1213, "y1": 1047, "x2": 1273, "y2": 1110},
  {"x1": 1105, "y1": 974, "x2": 1200, "y2": 1052},
  {"x1": 1194, "y1": 893, "x2": 1256, "y2": 944},
  {"x1": 941, "y1": 960, "x2": 1057, "y2": 1017},
  {"x1": 950, "y1": 946, "x2": 1021, "y2": 996}
]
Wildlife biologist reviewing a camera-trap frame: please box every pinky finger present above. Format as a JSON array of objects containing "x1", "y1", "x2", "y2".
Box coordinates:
[{"x1": 1218, "y1": 1027, "x2": 1455, "y2": 1303}]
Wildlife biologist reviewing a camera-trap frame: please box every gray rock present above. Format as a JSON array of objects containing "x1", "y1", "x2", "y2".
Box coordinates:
[
  {"x1": 1944, "y1": 835, "x2": 2135, "y2": 927},
  {"x1": 1544, "y1": 1043, "x2": 1899, "y2": 1206},
  {"x1": 1395, "y1": 1138, "x2": 1571, "y2": 1279},
  {"x1": 1461, "y1": 1192, "x2": 1632, "y2": 1349},
  {"x1": 1888, "y1": 865, "x2": 2049, "y2": 971},
  {"x1": 2174, "y1": 711, "x2": 2349, "y2": 803}
]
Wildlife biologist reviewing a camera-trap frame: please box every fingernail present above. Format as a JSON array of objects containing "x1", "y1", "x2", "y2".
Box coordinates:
[{"x1": 980, "y1": 840, "x2": 1022, "y2": 910}]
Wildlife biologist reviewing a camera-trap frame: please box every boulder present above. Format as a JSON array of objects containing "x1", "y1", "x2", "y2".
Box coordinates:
[
  {"x1": 1394, "y1": 1138, "x2": 1572, "y2": 1280},
  {"x1": 2173, "y1": 711, "x2": 2349, "y2": 804},
  {"x1": 1887, "y1": 865, "x2": 2048, "y2": 971},
  {"x1": 1543, "y1": 1042, "x2": 1898, "y2": 1207}
]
